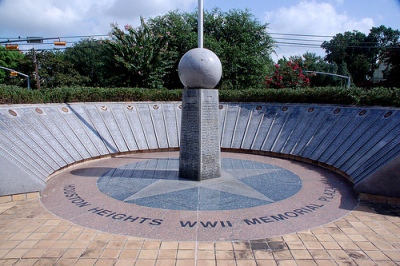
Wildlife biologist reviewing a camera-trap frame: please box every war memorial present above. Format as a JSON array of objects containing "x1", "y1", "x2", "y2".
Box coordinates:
[{"x1": 0, "y1": 1, "x2": 400, "y2": 265}]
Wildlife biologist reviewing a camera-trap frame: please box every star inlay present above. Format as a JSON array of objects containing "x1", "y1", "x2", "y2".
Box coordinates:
[{"x1": 97, "y1": 158, "x2": 302, "y2": 210}]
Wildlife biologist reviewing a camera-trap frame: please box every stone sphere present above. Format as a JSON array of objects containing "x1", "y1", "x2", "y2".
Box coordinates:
[{"x1": 178, "y1": 48, "x2": 222, "y2": 89}]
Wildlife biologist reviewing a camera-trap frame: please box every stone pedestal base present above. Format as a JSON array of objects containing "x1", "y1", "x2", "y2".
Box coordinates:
[{"x1": 179, "y1": 89, "x2": 221, "y2": 181}]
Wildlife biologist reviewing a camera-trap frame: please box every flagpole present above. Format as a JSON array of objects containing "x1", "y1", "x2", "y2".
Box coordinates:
[{"x1": 198, "y1": 0, "x2": 203, "y2": 48}]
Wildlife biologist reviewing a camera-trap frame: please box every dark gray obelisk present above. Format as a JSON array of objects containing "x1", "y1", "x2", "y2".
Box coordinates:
[{"x1": 178, "y1": 0, "x2": 222, "y2": 181}]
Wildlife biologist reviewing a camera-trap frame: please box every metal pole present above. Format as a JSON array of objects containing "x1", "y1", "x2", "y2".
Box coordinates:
[
  {"x1": 0, "y1": 65, "x2": 31, "y2": 90},
  {"x1": 304, "y1": 71, "x2": 351, "y2": 89},
  {"x1": 198, "y1": 0, "x2": 203, "y2": 48},
  {"x1": 32, "y1": 47, "x2": 41, "y2": 90}
]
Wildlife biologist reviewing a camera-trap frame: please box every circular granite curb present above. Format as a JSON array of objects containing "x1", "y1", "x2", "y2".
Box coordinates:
[{"x1": 41, "y1": 152, "x2": 358, "y2": 241}]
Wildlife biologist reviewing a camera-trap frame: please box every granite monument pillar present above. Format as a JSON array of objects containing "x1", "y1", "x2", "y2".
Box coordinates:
[
  {"x1": 178, "y1": 48, "x2": 222, "y2": 181},
  {"x1": 178, "y1": 0, "x2": 222, "y2": 181}
]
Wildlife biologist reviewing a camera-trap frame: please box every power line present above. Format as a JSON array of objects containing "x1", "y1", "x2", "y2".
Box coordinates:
[
  {"x1": 274, "y1": 41, "x2": 321, "y2": 48},
  {"x1": 1, "y1": 32, "x2": 399, "y2": 53},
  {"x1": 274, "y1": 37, "x2": 382, "y2": 45},
  {"x1": 0, "y1": 34, "x2": 109, "y2": 44},
  {"x1": 269, "y1": 32, "x2": 334, "y2": 38},
  {"x1": 274, "y1": 37, "x2": 325, "y2": 43}
]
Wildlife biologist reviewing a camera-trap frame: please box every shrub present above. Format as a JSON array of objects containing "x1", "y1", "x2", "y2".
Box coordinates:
[
  {"x1": 0, "y1": 85, "x2": 399, "y2": 107},
  {"x1": 265, "y1": 61, "x2": 310, "y2": 89}
]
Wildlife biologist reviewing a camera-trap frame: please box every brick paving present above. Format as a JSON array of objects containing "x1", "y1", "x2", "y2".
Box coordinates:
[{"x1": 1, "y1": 198, "x2": 399, "y2": 265}]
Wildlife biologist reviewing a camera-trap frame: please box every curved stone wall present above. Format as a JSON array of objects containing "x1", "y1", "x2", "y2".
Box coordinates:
[{"x1": 0, "y1": 102, "x2": 399, "y2": 198}]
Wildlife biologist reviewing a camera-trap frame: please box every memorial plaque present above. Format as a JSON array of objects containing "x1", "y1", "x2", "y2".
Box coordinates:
[
  {"x1": 231, "y1": 105, "x2": 251, "y2": 149},
  {"x1": 326, "y1": 110, "x2": 383, "y2": 166},
  {"x1": 34, "y1": 107, "x2": 83, "y2": 162},
  {"x1": 175, "y1": 103, "x2": 182, "y2": 145},
  {"x1": 291, "y1": 107, "x2": 329, "y2": 156},
  {"x1": 0, "y1": 151, "x2": 45, "y2": 196},
  {"x1": 85, "y1": 105, "x2": 119, "y2": 153},
  {"x1": 0, "y1": 127, "x2": 50, "y2": 177},
  {"x1": 0, "y1": 130, "x2": 46, "y2": 179},
  {"x1": 149, "y1": 104, "x2": 169, "y2": 149},
  {"x1": 318, "y1": 108, "x2": 365, "y2": 163},
  {"x1": 58, "y1": 106, "x2": 101, "y2": 158},
  {"x1": 179, "y1": 89, "x2": 201, "y2": 179},
  {"x1": 349, "y1": 126, "x2": 400, "y2": 180},
  {"x1": 65, "y1": 105, "x2": 109, "y2": 156},
  {"x1": 46, "y1": 107, "x2": 91, "y2": 160},
  {"x1": 124, "y1": 104, "x2": 148, "y2": 150},
  {"x1": 218, "y1": 104, "x2": 226, "y2": 142},
  {"x1": 179, "y1": 89, "x2": 221, "y2": 181},
  {"x1": 262, "y1": 106, "x2": 291, "y2": 152},
  {"x1": 97, "y1": 104, "x2": 129, "y2": 152},
  {"x1": 251, "y1": 106, "x2": 277, "y2": 150},
  {"x1": 273, "y1": 106, "x2": 303, "y2": 153},
  {"x1": 18, "y1": 108, "x2": 75, "y2": 165},
  {"x1": 221, "y1": 104, "x2": 239, "y2": 148},
  {"x1": 301, "y1": 107, "x2": 348, "y2": 159},
  {"x1": 281, "y1": 106, "x2": 317, "y2": 154},
  {"x1": 199, "y1": 90, "x2": 220, "y2": 179},
  {"x1": 341, "y1": 113, "x2": 400, "y2": 172},
  {"x1": 4, "y1": 111, "x2": 65, "y2": 168},
  {"x1": 136, "y1": 104, "x2": 159, "y2": 149},
  {"x1": 111, "y1": 105, "x2": 138, "y2": 151},
  {"x1": 0, "y1": 112, "x2": 58, "y2": 172},
  {"x1": 337, "y1": 117, "x2": 386, "y2": 169},
  {"x1": 309, "y1": 108, "x2": 356, "y2": 161},
  {"x1": 163, "y1": 104, "x2": 179, "y2": 148},
  {"x1": 349, "y1": 145, "x2": 384, "y2": 178},
  {"x1": 241, "y1": 105, "x2": 264, "y2": 150}
]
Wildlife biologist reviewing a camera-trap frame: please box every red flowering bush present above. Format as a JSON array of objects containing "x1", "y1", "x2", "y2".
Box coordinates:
[{"x1": 265, "y1": 60, "x2": 310, "y2": 89}]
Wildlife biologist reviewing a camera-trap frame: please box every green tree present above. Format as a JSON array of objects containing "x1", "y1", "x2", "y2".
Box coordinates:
[
  {"x1": 106, "y1": 18, "x2": 177, "y2": 89},
  {"x1": 385, "y1": 48, "x2": 400, "y2": 87},
  {"x1": 0, "y1": 46, "x2": 25, "y2": 84},
  {"x1": 116, "y1": 9, "x2": 274, "y2": 89},
  {"x1": 322, "y1": 26, "x2": 400, "y2": 87},
  {"x1": 16, "y1": 50, "x2": 88, "y2": 89},
  {"x1": 367, "y1": 25, "x2": 400, "y2": 61},
  {"x1": 202, "y1": 9, "x2": 274, "y2": 89},
  {"x1": 367, "y1": 25, "x2": 400, "y2": 87},
  {"x1": 146, "y1": 11, "x2": 198, "y2": 88},
  {"x1": 321, "y1": 30, "x2": 374, "y2": 85},
  {"x1": 64, "y1": 38, "x2": 116, "y2": 87}
]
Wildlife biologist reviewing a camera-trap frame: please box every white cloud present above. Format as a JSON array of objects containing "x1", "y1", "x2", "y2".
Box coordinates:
[
  {"x1": 105, "y1": 0, "x2": 193, "y2": 20},
  {"x1": 0, "y1": 0, "x2": 196, "y2": 38},
  {"x1": 265, "y1": 0, "x2": 374, "y2": 60},
  {"x1": 0, "y1": 0, "x2": 92, "y2": 36}
]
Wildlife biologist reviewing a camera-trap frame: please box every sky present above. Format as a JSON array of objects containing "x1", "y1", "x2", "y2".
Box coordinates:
[{"x1": 0, "y1": 0, "x2": 399, "y2": 61}]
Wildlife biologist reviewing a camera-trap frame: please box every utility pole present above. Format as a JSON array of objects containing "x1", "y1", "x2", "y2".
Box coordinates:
[{"x1": 32, "y1": 47, "x2": 40, "y2": 90}]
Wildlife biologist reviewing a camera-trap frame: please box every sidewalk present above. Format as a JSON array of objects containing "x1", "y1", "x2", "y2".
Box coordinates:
[{"x1": 1, "y1": 198, "x2": 399, "y2": 265}]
